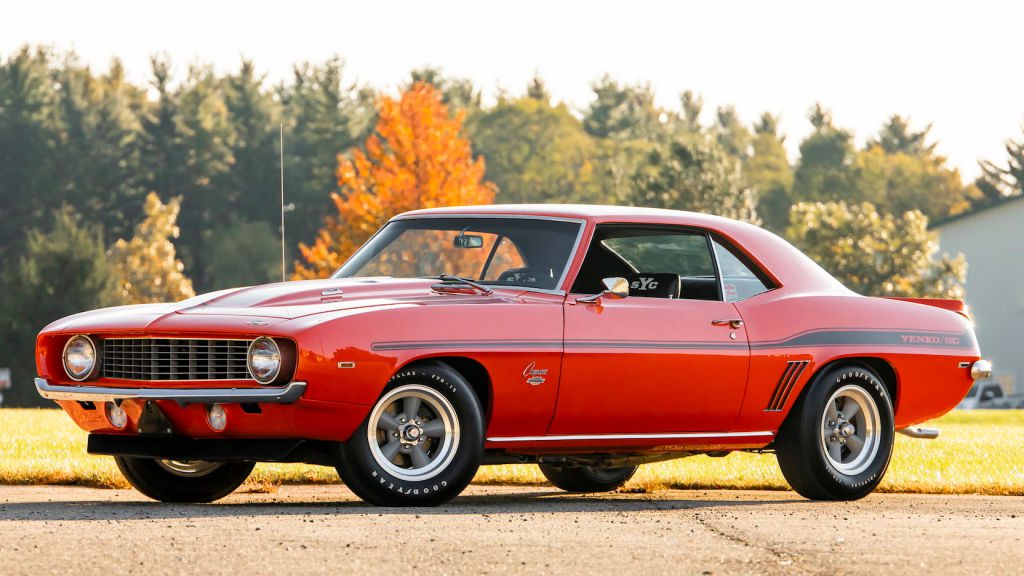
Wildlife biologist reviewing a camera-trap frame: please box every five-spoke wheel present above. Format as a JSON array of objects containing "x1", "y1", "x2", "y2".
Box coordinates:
[
  {"x1": 336, "y1": 362, "x2": 484, "y2": 507},
  {"x1": 114, "y1": 456, "x2": 254, "y2": 503},
  {"x1": 819, "y1": 385, "x2": 881, "y2": 476},
  {"x1": 368, "y1": 385, "x2": 459, "y2": 481},
  {"x1": 776, "y1": 363, "x2": 894, "y2": 500}
]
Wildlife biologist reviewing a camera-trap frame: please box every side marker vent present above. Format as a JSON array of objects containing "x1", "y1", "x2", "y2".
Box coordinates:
[{"x1": 765, "y1": 360, "x2": 809, "y2": 412}]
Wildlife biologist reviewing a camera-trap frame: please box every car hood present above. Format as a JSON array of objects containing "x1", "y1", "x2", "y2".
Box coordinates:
[
  {"x1": 45, "y1": 278, "x2": 503, "y2": 333},
  {"x1": 177, "y1": 278, "x2": 449, "y2": 319}
]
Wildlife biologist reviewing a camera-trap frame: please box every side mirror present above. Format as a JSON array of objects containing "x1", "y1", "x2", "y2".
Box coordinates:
[{"x1": 576, "y1": 277, "x2": 629, "y2": 304}]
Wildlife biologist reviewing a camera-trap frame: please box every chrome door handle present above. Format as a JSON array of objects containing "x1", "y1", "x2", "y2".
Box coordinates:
[{"x1": 712, "y1": 319, "x2": 743, "y2": 329}]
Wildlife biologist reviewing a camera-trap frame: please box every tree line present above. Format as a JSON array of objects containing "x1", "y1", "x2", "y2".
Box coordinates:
[{"x1": 2, "y1": 45, "x2": 1023, "y2": 405}]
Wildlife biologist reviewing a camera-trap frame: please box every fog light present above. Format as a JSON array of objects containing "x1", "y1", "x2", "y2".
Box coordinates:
[
  {"x1": 105, "y1": 402, "x2": 127, "y2": 429},
  {"x1": 207, "y1": 404, "x2": 227, "y2": 432}
]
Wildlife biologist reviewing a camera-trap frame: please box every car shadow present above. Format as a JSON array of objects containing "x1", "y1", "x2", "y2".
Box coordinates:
[{"x1": 0, "y1": 488, "x2": 807, "y2": 522}]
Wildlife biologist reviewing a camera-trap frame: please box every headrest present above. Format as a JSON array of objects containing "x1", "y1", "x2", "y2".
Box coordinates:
[{"x1": 625, "y1": 273, "x2": 680, "y2": 299}]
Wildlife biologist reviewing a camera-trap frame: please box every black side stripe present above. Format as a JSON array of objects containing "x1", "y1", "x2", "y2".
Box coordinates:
[
  {"x1": 765, "y1": 361, "x2": 809, "y2": 412},
  {"x1": 749, "y1": 328, "x2": 975, "y2": 350},
  {"x1": 371, "y1": 328, "x2": 975, "y2": 353}
]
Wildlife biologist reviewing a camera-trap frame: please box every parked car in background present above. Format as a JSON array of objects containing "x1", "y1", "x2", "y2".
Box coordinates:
[
  {"x1": 35, "y1": 205, "x2": 991, "y2": 506},
  {"x1": 957, "y1": 381, "x2": 1024, "y2": 409}
]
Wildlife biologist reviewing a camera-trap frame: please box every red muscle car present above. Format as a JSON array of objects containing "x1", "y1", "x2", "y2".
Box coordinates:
[{"x1": 35, "y1": 205, "x2": 990, "y2": 506}]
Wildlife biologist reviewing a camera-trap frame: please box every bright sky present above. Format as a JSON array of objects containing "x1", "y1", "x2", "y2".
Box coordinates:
[{"x1": 3, "y1": 1, "x2": 1022, "y2": 179}]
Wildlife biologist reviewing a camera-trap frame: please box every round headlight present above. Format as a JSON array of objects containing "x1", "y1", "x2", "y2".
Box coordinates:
[
  {"x1": 247, "y1": 337, "x2": 281, "y2": 384},
  {"x1": 63, "y1": 335, "x2": 97, "y2": 381}
]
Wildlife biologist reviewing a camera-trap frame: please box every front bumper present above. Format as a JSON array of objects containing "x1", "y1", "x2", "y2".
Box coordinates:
[{"x1": 35, "y1": 378, "x2": 307, "y2": 406}]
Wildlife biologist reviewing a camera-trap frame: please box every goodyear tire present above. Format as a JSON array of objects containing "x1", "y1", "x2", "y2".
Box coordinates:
[
  {"x1": 114, "y1": 457, "x2": 254, "y2": 503},
  {"x1": 336, "y1": 362, "x2": 484, "y2": 506},
  {"x1": 539, "y1": 464, "x2": 637, "y2": 493},
  {"x1": 775, "y1": 363, "x2": 895, "y2": 500}
]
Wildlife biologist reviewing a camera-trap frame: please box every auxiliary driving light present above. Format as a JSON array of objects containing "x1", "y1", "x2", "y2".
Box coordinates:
[
  {"x1": 207, "y1": 404, "x2": 228, "y2": 432},
  {"x1": 105, "y1": 402, "x2": 127, "y2": 429}
]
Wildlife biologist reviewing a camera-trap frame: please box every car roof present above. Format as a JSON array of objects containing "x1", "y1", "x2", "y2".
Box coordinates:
[
  {"x1": 399, "y1": 203, "x2": 724, "y2": 222},
  {"x1": 394, "y1": 204, "x2": 849, "y2": 294}
]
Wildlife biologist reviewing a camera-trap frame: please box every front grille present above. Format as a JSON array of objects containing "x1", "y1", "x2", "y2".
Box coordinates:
[{"x1": 101, "y1": 338, "x2": 253, "y2": 381}]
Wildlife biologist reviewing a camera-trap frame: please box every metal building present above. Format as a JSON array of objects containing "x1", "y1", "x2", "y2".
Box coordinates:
[{"x1": 936, "y1": 194, "x2": 1024, "y2": 395}]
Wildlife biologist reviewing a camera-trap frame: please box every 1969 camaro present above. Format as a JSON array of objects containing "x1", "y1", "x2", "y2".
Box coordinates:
[{"x1": 35, "y1": 205, "x2": 990, "y2": 506}]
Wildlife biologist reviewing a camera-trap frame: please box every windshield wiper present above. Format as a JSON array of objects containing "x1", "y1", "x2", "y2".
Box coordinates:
[{"x1": 433, "y1": 274, "x2": 494, "y2": 295}]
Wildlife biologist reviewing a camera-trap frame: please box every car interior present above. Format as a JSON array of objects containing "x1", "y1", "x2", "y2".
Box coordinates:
[{"x1": 571, "y1": 225, "x2": 722, "y2": 300}]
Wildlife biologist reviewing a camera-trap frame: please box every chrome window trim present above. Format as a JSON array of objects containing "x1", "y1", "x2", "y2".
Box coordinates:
[
  {"x1": 34, "y1": 378, "x2": 306, "y2": 405},
  {"x1": 335, "y1": 214, "x2": 588, "y2": 294},
  {"x1": 486, "y1": 431, "x2": 774, "y2": 442}
]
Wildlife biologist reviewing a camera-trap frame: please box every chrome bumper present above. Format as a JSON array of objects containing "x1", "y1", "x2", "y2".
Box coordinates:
[
  {"x1": 35, "y1": 378, "x2": 306, "y2": 406},
  {"x1": 970, "y1": 359, "x2": 992, "y2": 381}
]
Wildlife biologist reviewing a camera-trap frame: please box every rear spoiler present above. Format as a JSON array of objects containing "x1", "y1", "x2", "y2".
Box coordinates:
[{"x1": 885, "y1": 297, "x2": 968, "y2": 317}]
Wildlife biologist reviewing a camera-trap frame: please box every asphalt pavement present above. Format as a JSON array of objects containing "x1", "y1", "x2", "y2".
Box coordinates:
[{"x1": 1, "y1": 484, "x2": 1021, "y2": 575}]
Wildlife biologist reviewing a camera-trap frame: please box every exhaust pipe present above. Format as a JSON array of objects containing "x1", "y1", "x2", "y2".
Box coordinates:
[{"x1": 898, "y1": 426, "x2": 939, "y2": 439}]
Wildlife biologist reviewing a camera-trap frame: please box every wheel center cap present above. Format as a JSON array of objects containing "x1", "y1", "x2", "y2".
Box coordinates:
[
  {"x1": 838, "y1": 423, "x2": 855, "y2": 438},
  {"x1": 403, "y1": 425, "x2": 421, "y2": 441}
]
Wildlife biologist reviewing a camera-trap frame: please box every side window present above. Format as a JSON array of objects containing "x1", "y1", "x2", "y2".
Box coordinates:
[
  {"x1": 572, "y1": 226, "x2": 721, "y2": 301},
  {"x1": 712, "y1": 239, "x2": 771, "y2": 302}
]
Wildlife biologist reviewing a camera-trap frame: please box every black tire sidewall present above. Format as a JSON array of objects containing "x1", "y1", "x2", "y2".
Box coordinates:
[
  {"x1": 799, "y1": 364, "x2": 895, "y2": 498},
  {"x1": 336, "y1": 362, "x2": 484, "y2": 506},
  {"x1": 114, "y1": 456, "x2": 254, "y2": 503},
  {"x1": 539, "y1": 464, "x2": 638, "y2": 493}
]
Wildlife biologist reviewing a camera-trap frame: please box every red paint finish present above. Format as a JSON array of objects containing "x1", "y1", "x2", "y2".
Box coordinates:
[
  {"x1": 36, "y1": 205, "x2": 982, "y2": 460},
  {"x1": 555, "y1": 297, "x2": 748, "y2": 433}
]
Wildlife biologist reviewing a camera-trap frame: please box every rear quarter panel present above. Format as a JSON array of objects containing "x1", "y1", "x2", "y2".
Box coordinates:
[{"x1": 733, "y1": 292, "x2": 979, "y2": 432}]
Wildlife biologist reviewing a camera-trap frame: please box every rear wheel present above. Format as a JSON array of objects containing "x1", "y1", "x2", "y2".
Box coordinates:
[
  {"x1": 539, "y1": 464, "x2": 638, "y2": 493},
  {"x1": 775, "y1": 363, "x2": 895, "y2": 500},
  {"x1": 114, "y1": 457, "x2": 254, "y2": 503},
  {"x1": 335, "y1": 362, "x2": 484, "y2": 506}
]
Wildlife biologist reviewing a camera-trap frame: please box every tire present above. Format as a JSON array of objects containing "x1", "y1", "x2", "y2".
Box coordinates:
[
  {"x1": 114, "y1": 457, "x2": 254, "y2": 503},
  {"x1": 335, "y1": 362, "x2": 484, "y2": 506},
  {"x1": 775, "y1": 363, "x2": 895, "y2": 501},
  {"x1": 539, "y1": 464, "x2": 638, "y2": 493}
]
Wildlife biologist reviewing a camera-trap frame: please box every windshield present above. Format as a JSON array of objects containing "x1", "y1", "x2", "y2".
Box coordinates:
[{"x1": 334, "y1": 217, "x2": 583, "y2": 291}]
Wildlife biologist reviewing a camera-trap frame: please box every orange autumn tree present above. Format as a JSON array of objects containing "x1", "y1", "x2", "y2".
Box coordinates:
[{"x1": 293, "y1": 82, "x2": 497, "y2": 279}]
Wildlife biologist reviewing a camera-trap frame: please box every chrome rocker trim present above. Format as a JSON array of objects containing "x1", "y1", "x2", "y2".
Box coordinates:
[
  {"x1": 35, "y1": 378, "x2": 306, "y2": 406},
  {"x1": 486, "y1": 431, "x2": 774, "y2": 443}
]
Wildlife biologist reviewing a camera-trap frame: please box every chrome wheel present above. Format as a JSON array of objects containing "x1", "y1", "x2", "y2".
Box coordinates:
[
  {"x1": 819, "y1": 385, "x2": 881, "y2": 476},
  {"x1": 367, "y1": 384, "x2": 459, "y2": 482},
  {"x1": 156, "y1": 460, "x2": 223, "y2": 477}
]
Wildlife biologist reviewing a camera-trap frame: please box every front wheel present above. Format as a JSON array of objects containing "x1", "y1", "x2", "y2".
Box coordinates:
[
  {"x1": 539, "y1": 464, "x2": 638, "y2": 493},
  {"x1": 114, "y1": 457, "x2": 254, "y2": 503},
  {"x1": 335, "y1": 362, "x2": 484, "y2": 506},
  {"x1": 775, "y1": 363, "x2": 895, "y2": 500}
]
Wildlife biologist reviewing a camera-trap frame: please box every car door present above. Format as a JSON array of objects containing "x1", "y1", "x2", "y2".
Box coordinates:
[{"x1": 549, "y1": 225, "x2": 750, "y2": 434}]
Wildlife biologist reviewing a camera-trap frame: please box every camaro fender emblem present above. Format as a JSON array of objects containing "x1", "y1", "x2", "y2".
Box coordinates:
[
  {"x1": 523, "y1": 361, "x2": 548, "y2": 386},
  {"x1": 246, "y1": 320, "x2": 270, "y2": 326}
]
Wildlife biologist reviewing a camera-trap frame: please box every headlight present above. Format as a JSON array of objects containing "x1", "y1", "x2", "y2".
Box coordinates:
[
  {"x1": 63, "y1": 335, "x2": 97, "y2": 381},
  {"x1": 247, "y1": 337, "x2": 281, "y2": 384}
]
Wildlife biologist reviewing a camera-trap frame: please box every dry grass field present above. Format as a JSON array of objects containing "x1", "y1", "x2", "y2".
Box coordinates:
[{"x1": 1, "y1": 408, "x2": 1021, "y2": 495}]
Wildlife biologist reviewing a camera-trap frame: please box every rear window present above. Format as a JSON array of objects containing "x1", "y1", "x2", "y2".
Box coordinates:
[{"x1": 712, "y1": 239, "x2": 772, "y2": 302}]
